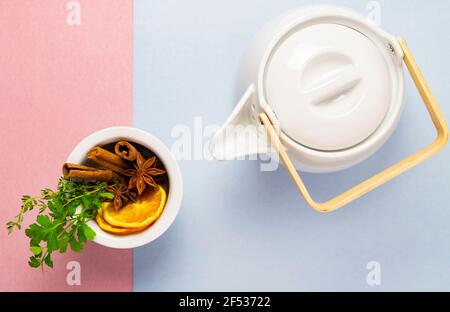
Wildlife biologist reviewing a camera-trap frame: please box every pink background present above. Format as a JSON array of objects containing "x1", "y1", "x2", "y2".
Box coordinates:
[{"x1": 0, "y1": 1, "x2": 133, "y2": 291}]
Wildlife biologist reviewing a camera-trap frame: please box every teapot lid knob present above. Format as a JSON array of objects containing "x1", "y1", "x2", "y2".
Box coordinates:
[{"x1": 263, "y1": 23, "x2": 393, "y2": 151}]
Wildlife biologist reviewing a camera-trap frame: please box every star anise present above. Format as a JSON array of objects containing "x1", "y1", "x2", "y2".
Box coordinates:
[
  {"x1": 105, "y1": 182, "x2": 136, "y2": 211},
  {"x1": 125, "y1": 153, "x2": 165, "y2": 195}
]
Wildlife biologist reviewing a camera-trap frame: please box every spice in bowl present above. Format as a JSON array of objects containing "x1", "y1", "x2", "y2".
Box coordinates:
[{"x1": 6, "y1": 140, "x2": 168, "y2": 269}]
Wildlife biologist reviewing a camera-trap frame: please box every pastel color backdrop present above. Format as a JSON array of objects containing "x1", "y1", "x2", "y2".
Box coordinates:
[
  {"x1": 133, "y1": 0, "x2": 450, "y2": 291},
  {"x1": 1, "y1": 0, "x2": 450, "y2": 292},
  {"x1": 0, "y1": 1, "x2": 132, "y2": 291}
]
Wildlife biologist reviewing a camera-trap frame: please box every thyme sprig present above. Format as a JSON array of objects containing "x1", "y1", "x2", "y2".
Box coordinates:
[{"x1": 7, "y1": 178, "x2": 114, "y2": 269}]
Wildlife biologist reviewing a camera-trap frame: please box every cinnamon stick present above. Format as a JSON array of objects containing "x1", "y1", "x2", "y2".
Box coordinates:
[
  {"x1": 87, "y1": 147, "x2": 130, "y2": 175},
  {"x1": 62, "y1": 163, "x2": 120, "y2": 182},
  {"x1": 114, "y1": 141, "x2": 141, "y2": 161}
]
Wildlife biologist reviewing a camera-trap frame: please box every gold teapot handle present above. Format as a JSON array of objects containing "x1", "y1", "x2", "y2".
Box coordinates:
[{"x1": 260, "y1": 37, "x2": 449, "y2": 213}]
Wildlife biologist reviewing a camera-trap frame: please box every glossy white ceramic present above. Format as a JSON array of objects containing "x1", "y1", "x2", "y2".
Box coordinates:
[{"x1": 210, "y1": 6, "x2": 405, "y2": 173}]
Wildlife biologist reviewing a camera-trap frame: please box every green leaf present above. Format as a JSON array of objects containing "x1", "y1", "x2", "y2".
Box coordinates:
[
  {"x1": 28, "y1": 256, "x2": 40, "y2": 268},
  {"x1": 41, "y1": 188, "x2": 53, "y2": 199},
  {"x1": 38, "y1": 202, "x2": 47, "y2": 213},
  {"x1": 47, "y1": 231, "x2": 58, "y2": 252},
  {"x1": 54, "y1": 199, "x2": 64, "y2": 215},
  {"x1": 82, "y1": 195, "x2": 102, "y2": 209},
  {"x1": 44, "y1": 254, "x2": 53, "y2": 268},
  {"x1": 26, "y1": 224, "x2": 44, "y2": 242},
  {"x1": 48, "y1": 198, "x2": 63, "y2": 215},
  {"x1": 66, "y1": 201, "x2": 79, "y2": 216},
  {"x1": 6, "y1": 221, "x2": 17, "y2": 234},
  {"x1": 30, "y1": 234, "x2": 44, "y2": 247},
  {"x1": 10, "y1": 178, "x2": 109, "y2": 269},
  {"x1": 81, "y1": 196, "x2": 93, "y2": 207},
  {"x1": 99, "y1": 192, "x2": 114, "y2": 199},
  {"x1": 91, "y1": 197, "x2": 102, "y2": 209},
  {"x1": 47, "y1": 201, "x2": 55, "y2": 212},
  {"x1": 58, "y1": 236, "x2": 69, "y2": 253},
  {"x1": 69, "y1": 237, "x2": 84, "y2": 252},
  {"x1": 82, "y1": 224, "x2": 96, "y2": 241},
  {"x1": 36, "y1": 215, "x2": 51, "y2": 228},
  {"x1": 30, "y1": 246, "x2": 42, "y2": 256}
]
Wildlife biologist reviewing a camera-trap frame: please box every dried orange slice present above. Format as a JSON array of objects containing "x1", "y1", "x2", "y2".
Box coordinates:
[
  {"x1": 102, "y1": 185, "x2": 166, "y2": 229},
  {"x1": 96, "y1": 212, "x2": 146, "y2": 235}
]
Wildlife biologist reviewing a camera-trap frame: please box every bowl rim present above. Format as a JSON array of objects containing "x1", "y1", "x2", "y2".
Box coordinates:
[{"x1": 66, "y1": 126, "x2": 183, "y2": 249}]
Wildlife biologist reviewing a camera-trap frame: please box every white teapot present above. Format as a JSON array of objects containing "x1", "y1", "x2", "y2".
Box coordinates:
[{"x1": 209, "y1": 6, "x2": 448, "y2": 212}]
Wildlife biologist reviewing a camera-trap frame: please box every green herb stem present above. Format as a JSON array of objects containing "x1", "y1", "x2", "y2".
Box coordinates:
[{"x1": 6, "y1": 177, "x2": 113, "y2": 269}]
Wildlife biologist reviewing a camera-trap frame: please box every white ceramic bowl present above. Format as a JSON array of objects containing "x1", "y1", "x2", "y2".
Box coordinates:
[{"x1": 67, "y1": 127, "x2": 183, "y2": 249}]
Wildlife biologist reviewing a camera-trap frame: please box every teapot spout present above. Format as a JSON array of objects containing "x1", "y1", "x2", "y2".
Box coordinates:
[{"x1": 209, "y1": 85, "x2": 270, "y2": 160}]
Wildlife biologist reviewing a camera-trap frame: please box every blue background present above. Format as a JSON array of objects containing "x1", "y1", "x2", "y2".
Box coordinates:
[{"x1": 133, "y1": 0, "x2": 450, "y2": 291}]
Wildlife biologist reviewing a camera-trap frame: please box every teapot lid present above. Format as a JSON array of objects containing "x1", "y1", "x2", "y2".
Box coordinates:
[{"x1": 263, "y1": 22, "x2": 392, "y2": 151}]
